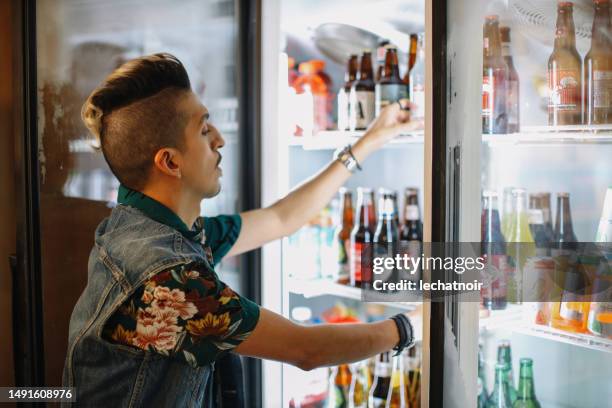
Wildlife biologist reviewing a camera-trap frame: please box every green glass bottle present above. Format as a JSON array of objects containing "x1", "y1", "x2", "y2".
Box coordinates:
[
  {"x1": 486, "y1": 364, "x2": 513, "y2": 408},
  {"x1": 478, "y1": 345, "x2": 488, "y2": 408},
  {"x1": 513, "y1": 358, "x2": 541, "y2": 408},
  {"x1": 497, "y1": 341, "x2": 517, "y2": 404}
]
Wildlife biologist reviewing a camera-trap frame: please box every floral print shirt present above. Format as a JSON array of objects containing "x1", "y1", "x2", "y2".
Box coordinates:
[{"x1": 102, "y1": 185, "x2": 260, "y2": 366}]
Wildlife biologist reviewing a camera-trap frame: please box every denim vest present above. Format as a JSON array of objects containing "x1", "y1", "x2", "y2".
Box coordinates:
[{"x1": 63, "y1": 204, "x2": 215, "y2": 407}]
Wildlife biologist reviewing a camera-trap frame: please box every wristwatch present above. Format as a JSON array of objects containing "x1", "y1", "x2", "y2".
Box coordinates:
[{"x1": 334, "y1": 144, "x2": 362, "y2": 173}]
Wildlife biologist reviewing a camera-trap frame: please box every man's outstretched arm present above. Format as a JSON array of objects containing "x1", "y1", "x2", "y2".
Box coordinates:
[
  {"x1": 227, "y1": 101, "x2": 420, "y2": 258},
  {"x1": 233, "y1": 307, "x2": 402, "y2": 370}
]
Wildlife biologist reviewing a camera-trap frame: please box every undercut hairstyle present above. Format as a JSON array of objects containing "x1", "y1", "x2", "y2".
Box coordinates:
[{"x1": 81, "y1": 53, "x2": 192, "y2": 189}]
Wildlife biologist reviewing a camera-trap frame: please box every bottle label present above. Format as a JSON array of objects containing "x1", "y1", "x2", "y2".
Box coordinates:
[
  {"x1": 376, "y1": 83, "x2": 408, "y2": 115},
  {"x1": 406, "y1": 205, "x2": 420, "y2": 221},
  {"x1": 337, "y1": 237, "x2": 350, "y2": 282},
  {"x1": 411, "y1": 82, "x2": 425, "y2": 120},
  {"x1": 501, "y1": 42, "x2": 511, "y2": 57},
  {"x1": 528, "y1": 209, "x2": 544, "y2": 225},
  {"x1": 351, "y1": 241, "x2": 363, "y2": 282},
  {"x1": 548, "y1": 69, "x2": 580, "y2": 112},
  {"x1": 507, "y1": 78, "x2": 520, "y2": 129},
  {"x1": 337, "y1": 89, "x2": 350, "y2": 130},
  {"x1": 481, "y1": 254, "x2": 508, "y2": 303},
  {"x1": 374, "y1": 362, "x2": 391, "y2": 377},
  {"x1": 560, "y1": 301, "x2": 584, "y2": 321},
  {"x1": 482, "y1": 75, "x2": 493, "y2": 117},
  {"x1": 593, "y1": 70, "x2": 612, "y2": 108},
  {"x1": 350, "y1": 90, "x2": 375, "y2": 129}
]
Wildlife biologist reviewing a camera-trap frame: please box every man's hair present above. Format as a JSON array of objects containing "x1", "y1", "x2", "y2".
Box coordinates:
[{"x1": 82, "y1": 53, "x2": 191, "y2": 189}]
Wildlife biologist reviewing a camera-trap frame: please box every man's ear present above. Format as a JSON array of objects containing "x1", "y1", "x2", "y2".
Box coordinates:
[{"x1": 153, "y1": 148, "x2": 182, "y2": 179}]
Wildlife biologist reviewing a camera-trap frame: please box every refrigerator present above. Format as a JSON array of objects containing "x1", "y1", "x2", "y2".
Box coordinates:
[
  {"x1": 12, "y1": 0, "x2": 262, "y2": 402},
  {"x1": 441, "y1": 0, "x2": 612, "y2": 407}
]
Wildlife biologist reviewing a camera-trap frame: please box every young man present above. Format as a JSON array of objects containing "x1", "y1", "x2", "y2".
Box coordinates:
[{"x1": 63, "y1": 53, "x2": 421, "y2": 406}]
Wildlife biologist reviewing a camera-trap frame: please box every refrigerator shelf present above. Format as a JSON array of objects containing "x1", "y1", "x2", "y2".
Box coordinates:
[
  {"x1": 514, "y1": 325, "x2": 612, "y2": 354},
  {"x1": 479, "y1": 304, "x2": 524, "y2": 332},
  {"x1": 286, "y1": 277, "x2": 419, "y2": 311},
  {"x1": 289, "y1": 130, "x2": 424, "y2": 150},
  {"x1": 483, "y1": 125, "x2": 612, "y2": 145}
]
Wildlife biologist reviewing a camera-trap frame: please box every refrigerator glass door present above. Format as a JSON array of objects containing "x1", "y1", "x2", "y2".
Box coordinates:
[
  {"x1": 34, "y1": 0, "x2": 243, "y2": 385},
  {"x1": 445, "y1": 0, "x2": 612, "y2": 407}
]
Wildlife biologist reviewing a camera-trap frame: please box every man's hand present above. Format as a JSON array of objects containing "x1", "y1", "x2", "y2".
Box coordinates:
[{"x1": 226, "y1": 101, "x2": 422, "y2": 258}]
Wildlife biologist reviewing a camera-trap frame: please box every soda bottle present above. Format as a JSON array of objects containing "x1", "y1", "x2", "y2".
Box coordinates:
[
  {"x1": 376, "y1": 40, "x2": 391, "y2": 82},
  {"x1": 350, "y1": 188, "x2": 375, "y2": 288},
  {"x1": 548, "y1": 2, "x2": 583, "y2": 126},
  {"x1": 512, "y1": 359, "x2": 541, "y2": 408},
  {"x1": 336, "y1": 189, "x2": 354, "y2": 284},
  {"x1": 585, "y1": 0, "x2": 612, "y2": 125},
  {"x1": 350, "y1": 51, "x2": 376, "y2": 131},
  {"x1": 540, "y1": 193, "x2": 555, "y2": 245},
  {"x1": 481, "y1": 191, "x2": 508, "y2": 310},
  {"x1": 482, "y1": 15, "x2": 508, "y2": 134},
  {"x1": 478, "y1": 345, "x2": 489, "y2": 408},
  {"x1": 369, "y1": 352, "x2": 392, "y2": 408},
  {"x1": 507, "y1": 189, "x2": 536, "y2": 303},
  {"x1": 486, "y1": 364, "x2": 513, "y2": 408},
  {"x1": 376, "y1": 46, "x2": 408, "y2": 116},
  {"x1": 501, "y1": 187, "x2": 516, "y2": 240},
  {"x1": 385, "y1": 354, "x2": 408, "y2": 408},
  {"x1": 403, "y1": 33, "x2": 419, "y2": 85},
  {"x1": 348, "y1": 360, "x2": 370, "y2": 408},
  {"x1": 328, "y1": 364, "x2": 352, "y2": 408},
  {"x1": 553, "y1": 193, "x2": 578, "y2": 248},
  {"x1": 500, "y1": 27, "x2": 520, "y2": 133},
  {"x1": 294, "y1": 61, "x2": 332, "y2": 133},
  {"x1": 339, "y1": 55, "x2": 359, "y2": 131},
  {"x1": 409, "y1": 33, "x2": 426, "y2": 122},
  {"x1": 497, "y1": 340, "x2": 517, "y2": 405}
]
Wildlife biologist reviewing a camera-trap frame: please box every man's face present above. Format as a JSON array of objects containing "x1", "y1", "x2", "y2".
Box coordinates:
[{"x1": 178, "y1": 91, "x2": 225, "y2": 198}]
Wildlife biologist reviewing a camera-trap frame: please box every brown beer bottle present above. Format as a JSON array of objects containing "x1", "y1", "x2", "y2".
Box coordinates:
[
  {"x1": 338, "y1": 55, "x2": 359, "y2": 131},
  {"x1": 548, "y1": 2, "x2": 583, "y2": 126},
  {"x1": 553, "y1": 192, "x2": 578, "y2": 247},
  {"x1": 335, "y1": 188, "x2": 354, "y2": 284},
  {"x1": 369, "y1": 351, "x2": 392, "y2": 408},
  {"x1": 403, "y1": 33, "x2": 419, "y2": 85},
  {"x1": 500, "y1": 26, "x2": 520, "y2": 133},
  {"x1": 482, "y1": 15, "x2": 508, "y2": 134},
  {"x1": 376, "y1": 46, "x2": 408, "y2": 115},
  {"x1": 585, "y1": 0, "x2": 612, "y2": 124},
  {"x1": 400, "y1": 188, "x2": 423, "y2": 242},
  {"x1": 350, "y1": 188, "x2": 375, "y2": 287},
  {"x1": 350, "y1": 51, "x2": 376, "y2": 131},
  {"x1": 374, "y1": 190, "x2": 400, "y2": 246}
]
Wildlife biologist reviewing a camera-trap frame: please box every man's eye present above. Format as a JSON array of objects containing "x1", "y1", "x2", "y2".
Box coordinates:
[{"x1": 202, "y1": 127, "x2": 210, "y2": 135}]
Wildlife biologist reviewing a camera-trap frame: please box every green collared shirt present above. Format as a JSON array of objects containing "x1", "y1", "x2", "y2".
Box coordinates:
[
  {"x1": 103, "y1": 185, "x2": 259, "y2": 367},
  {"x1": 117, "y1": 184, "x2": 242, "y2": 265}
]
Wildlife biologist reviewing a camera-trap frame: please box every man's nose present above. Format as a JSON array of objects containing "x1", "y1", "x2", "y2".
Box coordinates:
[{"x1": 210, "y1": 125, "x2": 225, "y2": 149}]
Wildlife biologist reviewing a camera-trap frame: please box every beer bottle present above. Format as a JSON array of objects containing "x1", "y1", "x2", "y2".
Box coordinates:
[
  {"x1": 587, "y1": 263, "x2": 612, "y2": 339},
  {"x1": 376, "y1": 39, "x2": 391, "y2": 82},
  {"x1": 478, "y1": 345, "x2": 489, "y2": 408},
  {"x1": 376, "y1": 46, "x2": 408, "y2": 116},
  {"x1": 513, "y1": 358, "x2": 541, "y2": 408},
  {"x1": 385, "y1": 354, "x2": 408, "y2": 408},
  {"x1": 497, "y1": 341, "x2": 517, "y2": 405},
  {"x1": 339, "y1": 55, "x2": 359, "y2": 131},
  {"x1": 403, "y1": 33, "x2": 419, "y2": 85},
  {"x1": 336, "y1": 188, "x2": 354, "y2": 284},
  {"x1": 404, "y1": 346, "x2": 421, "y2": 408},
  {"x1": 482, "y1": 15, "x2": 508, "y2": 134},
  {"x1": 391, "y1": 191, "x2": 400, "y2": 231},
  {"x1": 500, "y1": 27, "x2": 520, "y2": 133},
  {"x1": 486, "y1": 364, "x2": 513, "y2": 408},
  {"x1": 349, "y1": 361, "x2": 370, "y2": 408},
  {"x1": 328, "y1": 364, "x2": 352, "y2": 408},
  {"x1": 553, "y1": 193, "x2": 578, "y2": 248},
  {"x1": 481, "y1": 191, "x2": 508, "y2": 310},
  {"x1": 374, "y1": 191, "x2": 399, "y2": 286},
  {"x1": 548, "y1": 2, "x2": 583, "y2": 126},
  {"x1": 400, "y1": 188, "x2": 423, "y2": 283},
  {"x1": 350, "y1": 51, "x2": 376, "y2": 131},
  {"x1": 585, "y1": 0, "x2": 612, "y2": 124},
  {"x1": 369, "y1": 352, "x2": 392, "y2": 408},
  {"x1": 528, "y1": 194, "x2": 550, "y2": 255},
  {"x1": 409, "y1": 33, "x2": 426, "y2": 121},
  {"x1": 350, "y1": 187, "x2": 375, "y2": 288},
  {"x1": 540, "y1": 193, "x2": 555, "y2": 245}
]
